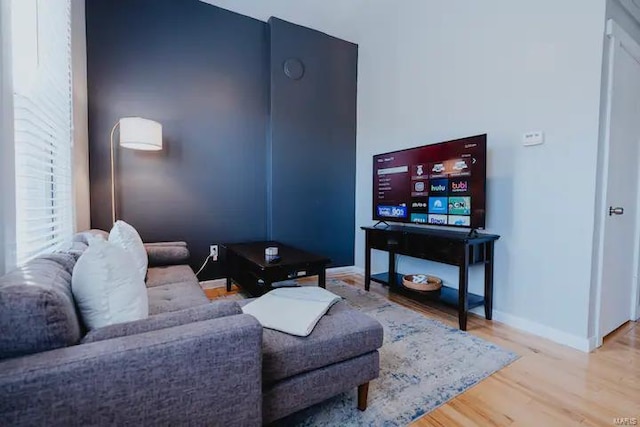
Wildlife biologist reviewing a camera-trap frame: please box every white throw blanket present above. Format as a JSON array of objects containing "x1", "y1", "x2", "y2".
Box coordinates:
[{"x1": 241, "y1": 287, "x2": 342, "y2": 337}]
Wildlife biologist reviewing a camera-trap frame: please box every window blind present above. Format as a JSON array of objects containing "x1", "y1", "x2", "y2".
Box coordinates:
[{"x1": 11, "y1": 0, "x2": 74, "y2": 265}]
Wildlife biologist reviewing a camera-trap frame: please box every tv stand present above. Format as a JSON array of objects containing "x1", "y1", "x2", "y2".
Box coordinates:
[{"x1": 361, "y1": 225, "x2": 500, "y2": 330}]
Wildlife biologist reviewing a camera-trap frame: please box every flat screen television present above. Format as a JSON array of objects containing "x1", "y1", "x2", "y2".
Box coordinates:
[{"x1": 372, "y1": 134, "x2": 487, "y2": 229}]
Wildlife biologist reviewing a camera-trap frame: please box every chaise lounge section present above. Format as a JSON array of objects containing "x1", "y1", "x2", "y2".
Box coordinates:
[{"x1": 0, "y1": 231, "x2": 383, "y2": 425}]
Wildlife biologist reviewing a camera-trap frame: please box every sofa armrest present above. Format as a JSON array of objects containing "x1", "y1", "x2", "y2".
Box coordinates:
[
  {"x1": 0, "y1": 314, "x2": 262, "y2": 426},
  {"x1": 82, "y1": 301, "x2": 242, "y2": 343},
  {"x1": 144, "y1": 242, "x2": 190, "y2": 267}
]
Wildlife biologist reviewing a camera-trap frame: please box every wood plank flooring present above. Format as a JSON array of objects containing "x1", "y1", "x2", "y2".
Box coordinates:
[{"x1": 206, "y1": 272, "x2": 640, "y2": 426}]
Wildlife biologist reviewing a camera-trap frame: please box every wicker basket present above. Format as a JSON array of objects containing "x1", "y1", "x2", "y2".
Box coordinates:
[{"x1": 402, "y1": 274, "x2": 443, "y2": 292}]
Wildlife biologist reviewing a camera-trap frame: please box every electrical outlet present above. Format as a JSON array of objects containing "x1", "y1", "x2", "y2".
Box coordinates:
[{"x1": 210, "y1": 245, "x2": 218, "y2": 261}]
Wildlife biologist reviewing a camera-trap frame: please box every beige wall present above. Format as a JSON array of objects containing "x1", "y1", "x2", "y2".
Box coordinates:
[
  {"x1": 71, "y1": 0, "x2": 91, "y2": 232},
  {"x1": 0, "y1": 0, "x2": 16, "y2": 275}
]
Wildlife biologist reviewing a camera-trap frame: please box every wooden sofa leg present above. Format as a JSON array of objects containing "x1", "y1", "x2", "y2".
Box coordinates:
[{"x1": 357, "y1": 382, "x2": 369, "y2": 411}]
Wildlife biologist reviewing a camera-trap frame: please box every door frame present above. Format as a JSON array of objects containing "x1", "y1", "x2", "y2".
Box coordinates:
[{"x1": 593, "y1": 19, "x2": 640, "y2": 348}]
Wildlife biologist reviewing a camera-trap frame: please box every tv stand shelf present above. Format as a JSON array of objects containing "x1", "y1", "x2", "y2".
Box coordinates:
[
  {"x1": 371, "y1": 272, "x2": 486, "y2": 309},
  {"x1": 361, "y1": 225, "x2": 500, "y2": 330}
]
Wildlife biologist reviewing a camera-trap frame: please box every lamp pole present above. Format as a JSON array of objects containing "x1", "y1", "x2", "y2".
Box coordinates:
[{"x1": 109, "y1": 121, "x2": 121, "y2": 225}]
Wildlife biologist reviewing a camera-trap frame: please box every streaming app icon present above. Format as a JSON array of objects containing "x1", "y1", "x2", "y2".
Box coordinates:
[
  {"x1": 453, "y1": 160, "x2": 468, "y2": 171},
  {"x1": 377, "y1": 205, "x2": 407, "y2": 218},
  {"x1": 432, "y1": 163, "x2": 445, "y2": 173},
  {"x1": 411, "y1": 199, "x2": 428, "y2": 213},
  {"x1": 449, "y1": 179, "x2": 470, "y2": 194},
  {"x1": 411, "y1": 164, "x2": 427, "y2": 181},
  {"x1": 444, "y1": 158, "x2": 471, "y2": 177},
  {"x1": 428, "y1": 197, "x2": 448, "y2": 214},
  {"x1": 411, "y1": 213, "x2": 428, "y2": 223},
  {"x1": 428, "y1": 214, "x2": 447, "y2": 225},
  {"x1": 429, "y1": 179, "x2": 449, "y2": 195},
  {"x1": 448, "y1": 197, "x2": 471, "y2": 215},
  {"x1": 411, "y1": 180, "x2": 428, "y2": 197},
  {"x1": 448, "y1": 215, "x2": 471, "y2": 226}
]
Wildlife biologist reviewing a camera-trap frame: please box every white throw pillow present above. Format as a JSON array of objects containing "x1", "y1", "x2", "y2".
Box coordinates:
[
  {"x1": 72, "y1": 238, "x2": 149, "y2": 330},
  {"x1": 109, "y1": 220, "x2": 148, "y2": 281}
]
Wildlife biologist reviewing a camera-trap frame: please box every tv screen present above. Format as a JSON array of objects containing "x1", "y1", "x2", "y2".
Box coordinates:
[{"x1": 372, "y1": 134, "x2": 487, "y2": 229}]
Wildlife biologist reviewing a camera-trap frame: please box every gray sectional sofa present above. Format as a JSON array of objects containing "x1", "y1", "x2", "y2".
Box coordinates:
[{"x1": 0, "y1": 230, "x2": 383, "y2": 426}]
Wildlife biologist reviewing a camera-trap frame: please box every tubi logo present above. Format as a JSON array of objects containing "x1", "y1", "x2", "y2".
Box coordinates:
[
  {"x1": 430, "y1": 179, "x2": 449, "y2": 194},
  {"x1": 450, "y1": 179, "x2": 469, "y2": 193}
]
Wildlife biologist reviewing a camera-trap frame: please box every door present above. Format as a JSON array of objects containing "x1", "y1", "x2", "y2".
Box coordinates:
[{"x1": 597, "y1": 20, "x2": 640, "y2": 340}]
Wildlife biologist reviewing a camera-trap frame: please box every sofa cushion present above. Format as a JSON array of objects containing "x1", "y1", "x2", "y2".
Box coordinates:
[
  {"x1": 82, "y1": 301, "x2": 241, "y2": 343},
  {"x1": 238, "y1": 300, "x2": 384, "y2": 384},
  {"x1": 146, "y1": 265, "x2": 197, "y2": 288},
  {"x1": 0, "y1": 253, "x2": 82, "y2": 360},
  {"x1": 147, "y1": 281, "x2": 210, "y2": 315}
]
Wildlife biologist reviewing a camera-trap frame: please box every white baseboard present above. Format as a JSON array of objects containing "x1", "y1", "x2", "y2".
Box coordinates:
[
  {"x1": 328, "y1": 265, "x2": 364, "y2": 275},
  {"x1": 200, "y1": 266, "x2": 363, "y2": 289},
  {"x1": 470, "y1": 307, "x2": 593, "y2": 352}
]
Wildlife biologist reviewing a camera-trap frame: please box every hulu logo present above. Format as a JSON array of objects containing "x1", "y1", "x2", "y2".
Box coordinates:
[{"x1": 431, "y1": 185, "x2": 446, "y2": 192}]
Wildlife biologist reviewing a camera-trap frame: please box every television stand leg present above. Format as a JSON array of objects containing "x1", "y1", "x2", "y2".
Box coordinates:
[{"x1": 467, "y1": 228, "x2": 479, "y2": 238}]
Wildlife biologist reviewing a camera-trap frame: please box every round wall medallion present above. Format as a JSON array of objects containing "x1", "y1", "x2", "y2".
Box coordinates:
[{"x1": 283, "y1": 58, "x2": 305, "y2": 80}]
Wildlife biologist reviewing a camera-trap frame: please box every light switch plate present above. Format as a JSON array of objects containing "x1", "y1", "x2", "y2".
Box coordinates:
[{"x1": 523, "y1": 131, "x2": 544, "y2": 146}]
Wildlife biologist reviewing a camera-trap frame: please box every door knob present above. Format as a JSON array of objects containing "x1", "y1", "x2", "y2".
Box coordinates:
[{"x1": 609, "y1": 206, "x2": 624, "y2": 216}]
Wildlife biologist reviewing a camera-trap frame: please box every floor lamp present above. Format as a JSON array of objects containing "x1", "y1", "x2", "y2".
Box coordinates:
[{"x1": 109, "y1": 117, "x2": 163, "y2": 224}]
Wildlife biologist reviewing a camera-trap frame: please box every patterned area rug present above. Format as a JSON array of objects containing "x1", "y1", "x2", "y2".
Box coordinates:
[{"x1": 211, "y1": 280, "x2": 519, "y2": 426}]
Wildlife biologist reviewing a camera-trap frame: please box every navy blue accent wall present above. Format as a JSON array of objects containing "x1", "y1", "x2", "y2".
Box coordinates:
[
  {"x1": 268, "y1": 18, "x2": 358, "y2": 267},
  {"x1": 86, "y1": 0, "x2": 269, "y2": 277},
  {"x1": 86, "y1": 2, "x2": 357, "y2": 277}
]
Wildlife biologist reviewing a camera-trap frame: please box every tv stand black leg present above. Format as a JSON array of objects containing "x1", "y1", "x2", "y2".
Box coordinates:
[
  {"x1": 388, "y1": 251, "x2": 396, "y2": 287},
  {"x1": 484, "y1": 241, "x2": 494, "y2": 320},
  {"x1": 458, "y1": 245, "x2": 469, "y2": 331},
  {"x1": 364, "y1": 236, "x2": 371, "y2": 291}
]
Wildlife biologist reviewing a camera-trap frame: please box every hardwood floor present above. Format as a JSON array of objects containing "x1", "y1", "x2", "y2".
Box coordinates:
[{"x1": 206, "y1": 272, "x2": 640, "y2": 426}]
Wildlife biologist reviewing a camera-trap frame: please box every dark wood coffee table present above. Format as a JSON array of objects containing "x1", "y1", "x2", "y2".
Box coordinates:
[{"x1": 223, "y1": 241, "x2": 331, "y2": 296}]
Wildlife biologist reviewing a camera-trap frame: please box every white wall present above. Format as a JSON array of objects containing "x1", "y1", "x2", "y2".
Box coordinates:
[
  {"x1": 356, "y1": 1, "x2": 607, "y2": 350},
  {"x1": 206, "y1": 0, "x2": 608, "y2": 350}
]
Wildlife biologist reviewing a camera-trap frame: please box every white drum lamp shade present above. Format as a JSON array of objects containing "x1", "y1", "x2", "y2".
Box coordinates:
[
  {"x1": 119, "y1": 117, "x2": 162, "y2": 151},
  {"x1": 109, "y1": 116, "x2": 163, "y2": 224}
]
